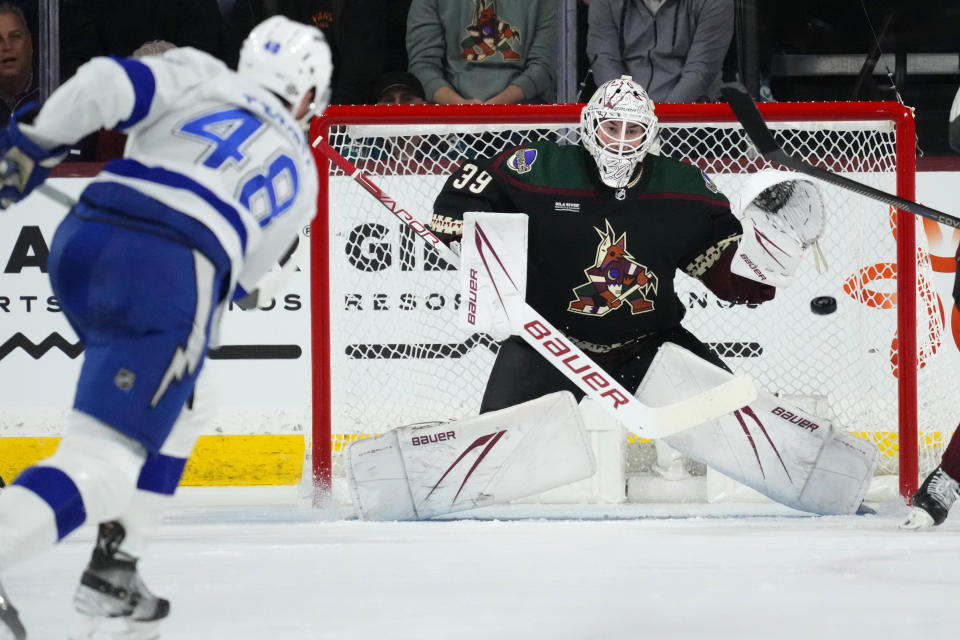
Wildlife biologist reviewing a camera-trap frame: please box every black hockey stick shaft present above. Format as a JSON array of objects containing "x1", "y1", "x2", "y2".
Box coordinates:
[{"x1": 720, "y1": 84, "x2": 960, "y2": 230}]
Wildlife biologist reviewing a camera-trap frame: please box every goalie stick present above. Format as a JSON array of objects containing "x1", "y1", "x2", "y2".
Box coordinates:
[
  {"x1": 312, "y1": 135, "x2": 758, "y2": 438},
  {"x1": 721, "y1": 83, "x2": 960, "y2": 230}
]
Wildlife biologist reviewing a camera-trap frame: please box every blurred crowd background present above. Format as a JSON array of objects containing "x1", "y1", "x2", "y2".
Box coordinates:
[{"x1": 7, "y1": 1, "x2": 960, "y2": 159}]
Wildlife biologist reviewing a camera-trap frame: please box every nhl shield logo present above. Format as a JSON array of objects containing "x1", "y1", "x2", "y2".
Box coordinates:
[{"x1": 507, "y1": 149, "x2": 538, "y2": 174}]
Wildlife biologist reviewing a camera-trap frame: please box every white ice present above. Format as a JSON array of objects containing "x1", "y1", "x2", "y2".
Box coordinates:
[{"x1": 8, "y1": 487, "x2": 960, "y2": 640}]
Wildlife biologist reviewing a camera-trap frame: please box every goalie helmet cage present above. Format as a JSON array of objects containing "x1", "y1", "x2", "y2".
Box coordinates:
[{"x1": 310, "y1": 101, "x2": 952, "y2": 503}]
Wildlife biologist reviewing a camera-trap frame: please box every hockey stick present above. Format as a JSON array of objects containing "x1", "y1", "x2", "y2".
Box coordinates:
[
  {"x1": 720, "y1": 83, "x2": 960, "y2": 230},
  {"x1": 37, "y1": 183, "x2": 76, "y2": 208},
  {"x1": 312, "y1": 135, "x2": 758, "y2": 438}
]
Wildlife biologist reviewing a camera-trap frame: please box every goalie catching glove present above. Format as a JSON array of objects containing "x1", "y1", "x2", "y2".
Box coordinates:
[
  {"x1": 730, "y1": 169, "x2": 827, "y2": 287},
  {"x1": 0, "y1": 105, "x2": 68, "y2": 209}
]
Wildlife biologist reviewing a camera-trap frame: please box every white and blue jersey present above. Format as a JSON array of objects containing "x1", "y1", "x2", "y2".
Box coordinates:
[
  {"x1": 26, "y1": 48, "x2": 318, "y2": 453},
  {"x1": 29, "y1": 47, "x2": 317, "y2": 301}
]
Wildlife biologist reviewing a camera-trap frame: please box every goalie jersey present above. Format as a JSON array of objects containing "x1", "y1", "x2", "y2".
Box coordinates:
[
  {"x1": 27, "y1": 47, "x2": 318, "y2": 301},
  {"x1": 431, "y1": 141, "x2": 774, "y2": 351}
]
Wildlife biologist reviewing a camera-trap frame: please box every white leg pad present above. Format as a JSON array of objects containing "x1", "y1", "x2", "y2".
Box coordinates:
[
  {"x1": 639, "y1": 343, "x2": 879, "y2": 515},
  {"x1": 346, "y1": 391, "x2": 595, "y2": 520},
  {"x1": 517, "y1": 397, "x2": 626, "y2": 504}
]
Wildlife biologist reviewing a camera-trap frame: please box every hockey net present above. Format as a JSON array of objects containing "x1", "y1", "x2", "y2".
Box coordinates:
[{"x1": 309, "y1": 102, "x2": 957, "y2": 502}]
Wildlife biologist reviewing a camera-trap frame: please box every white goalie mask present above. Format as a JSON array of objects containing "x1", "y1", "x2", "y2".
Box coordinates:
[
  {"x1": 580, "y1": 75, "x2": 659, "y2": 189},
  {"x1": 239, "y1": 16, "x2": 333, "y2": 129}
]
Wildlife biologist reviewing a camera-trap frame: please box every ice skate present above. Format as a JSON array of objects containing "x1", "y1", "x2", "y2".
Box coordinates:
[
  {"x1": 0, "y1": 579, "x2": 25, "y2": 640},
  {"x1": 68, "y1": 522, "x2": 169, "y2": 640},
  {"x1": 901, "y1": 466, "x2": 959, "y2": 530}
]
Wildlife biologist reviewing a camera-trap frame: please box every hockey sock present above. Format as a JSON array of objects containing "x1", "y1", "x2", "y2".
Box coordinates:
[
  {"x1": 938, "y1": 421, "x2": 960, "y2": 481},
  {"x1": 0, "y1": 411, "x2": 145, "y2": 570}
]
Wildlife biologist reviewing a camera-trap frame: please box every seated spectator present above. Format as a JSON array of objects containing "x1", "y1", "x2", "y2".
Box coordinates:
[
  {"x1": 586, "y1": 0, "x2": 733, "y2": 103},
  {"x1": 407, "y1": 0, "x2": 556, "y2": 105},
  {"x1": 0, "y1": 2, "x2": 36, "y2": 127},
  {"x1": 131, "y1": 39, "x2": 178, "y2": 58},
  {"x1": 373, "y1": 70, "x2": 427, "y2": 105}
]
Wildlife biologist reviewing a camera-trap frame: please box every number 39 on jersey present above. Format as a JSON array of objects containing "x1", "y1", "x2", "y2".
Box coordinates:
[{"x1": 451, "y1": 163, "x2": 493, "y2": 194}]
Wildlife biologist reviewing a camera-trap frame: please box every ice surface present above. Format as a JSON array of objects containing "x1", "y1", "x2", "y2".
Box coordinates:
[{"x1": 7, "y1": 487, "x2": 959, "y2": 639}]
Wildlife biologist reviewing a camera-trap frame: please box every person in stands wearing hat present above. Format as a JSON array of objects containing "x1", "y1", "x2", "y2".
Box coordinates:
[{"x1": 373, "y1": 70, "x2": 427, "y2": 105}]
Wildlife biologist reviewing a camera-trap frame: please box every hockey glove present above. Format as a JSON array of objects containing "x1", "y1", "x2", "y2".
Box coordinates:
[{"x1": 0, "y1": 105, "x2": 68, "y2": 208}]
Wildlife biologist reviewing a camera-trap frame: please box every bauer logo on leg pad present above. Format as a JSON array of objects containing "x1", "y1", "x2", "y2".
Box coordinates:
[
  {"x1": 770, "y1": 406, "x2": 821, "y2": 431},
  {"x1": 411, "y1": 431, "x2": 456, "y2": 446}
]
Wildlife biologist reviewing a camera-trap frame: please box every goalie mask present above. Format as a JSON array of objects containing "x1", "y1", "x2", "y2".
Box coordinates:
[
  {"x1": 239, "y1": 16, "x2": 333, "y2": 129},
  {"x1": 580, "y1": 75, "x2": 659, "y2": 189}
]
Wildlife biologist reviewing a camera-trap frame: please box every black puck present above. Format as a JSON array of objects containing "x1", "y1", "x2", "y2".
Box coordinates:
[{"x1": 810, "y1": 296, "x2": 837, "y2": 315}]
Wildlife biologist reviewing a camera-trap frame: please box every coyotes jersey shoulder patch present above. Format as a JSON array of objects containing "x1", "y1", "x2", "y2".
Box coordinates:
[{"x1": 506, "y1": 148, "x2": 538, "y2": 174}]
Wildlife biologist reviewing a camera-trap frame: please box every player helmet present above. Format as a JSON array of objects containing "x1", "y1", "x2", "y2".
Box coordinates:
[
  {"x1": 580, "y1": 75, "x2": 659, "y2": 189},
  {"x1": 239, "y1": 16, "x2": 333, "y2": 128}
]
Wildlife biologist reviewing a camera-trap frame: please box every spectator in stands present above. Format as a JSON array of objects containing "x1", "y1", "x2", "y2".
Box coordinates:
[
  {"x1": 0, "y1": 2, "x2": 36, "y2": 127},
  {"x1": 60, "y1": 0, "x2": 226, "y2": 79},
  {"x1": 277, "y1": 0, "x2": 413, "y2": 105},
  {"x1": 586, "y1": 0, "x2": 734, "y2": 103},
  {"x1": 131, "y1": 39, "x2": 178, "y2": 58},
  {"x1": 407, "y1": 0, "x2": 556, "y2": 105},
  {"x1": 373, "y1": 70, "x2": 427, "y2": 105}
]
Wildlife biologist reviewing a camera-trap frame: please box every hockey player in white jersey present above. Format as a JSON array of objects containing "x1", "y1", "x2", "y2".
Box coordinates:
[{"x1": 0, "y1": 15, "x2": 331, "y2": 640}]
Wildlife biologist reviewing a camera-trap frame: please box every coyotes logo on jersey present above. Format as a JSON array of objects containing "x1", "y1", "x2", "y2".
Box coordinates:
[
  {"x1": 568, "y1": 220, "x2": 658, "y2": 316},
  {"x1": 461, "y1": 0, "x2": 521, "y2": 63}
]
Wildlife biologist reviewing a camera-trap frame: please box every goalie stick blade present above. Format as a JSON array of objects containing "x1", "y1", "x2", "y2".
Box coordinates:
[
  {"x1": 642, "y1": 374, "x2": 757, "y2": 437},
  {"x1": 721, "y1": 83, "x2": 960, "y2": 230}
]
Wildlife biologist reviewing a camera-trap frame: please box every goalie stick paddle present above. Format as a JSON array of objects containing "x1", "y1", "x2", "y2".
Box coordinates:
[
  {"x1": 721, "y1": 83, "x2": 960, "y2": 230},
  {"x1": 312, "y1": 134, "x2": 758, "y2": 438}
]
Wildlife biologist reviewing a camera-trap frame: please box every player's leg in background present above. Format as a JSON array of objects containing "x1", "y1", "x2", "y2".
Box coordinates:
[
  {"x1": 0, "y1": 209, "x2": 226, "y2": 639},
  {"x1": 901, "y1": 260, "x2": 960, "y2": 530},
  {"x1": 902, "y1": 429, "x2": 960, "y2": 529}
]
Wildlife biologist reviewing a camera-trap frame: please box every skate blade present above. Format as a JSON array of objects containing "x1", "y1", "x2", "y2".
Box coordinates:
[
  {"x1": 900, "y1": 507, "x2": 935, "y2": 531},
  {"x1": 68, "y1": 613, "x2": 161, "y2": 640}
]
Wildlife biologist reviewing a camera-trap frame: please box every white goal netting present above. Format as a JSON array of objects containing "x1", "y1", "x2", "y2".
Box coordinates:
[{"x1": 311, "y1": 103, "x2": 959, "y2": 500}]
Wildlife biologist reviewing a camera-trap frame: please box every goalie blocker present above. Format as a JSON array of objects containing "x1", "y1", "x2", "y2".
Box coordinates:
[{"x1": 346, "y1": 391, "x2": 595, "y2": 520}]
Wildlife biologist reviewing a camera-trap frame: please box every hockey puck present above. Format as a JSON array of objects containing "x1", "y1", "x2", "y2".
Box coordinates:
[{"x1": 810, "y1": 296, "x2": 837, "y2": 315}]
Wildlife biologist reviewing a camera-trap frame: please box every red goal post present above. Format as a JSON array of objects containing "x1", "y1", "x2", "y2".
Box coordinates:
[{"x1": 309, "y1": 101, "x2": 947, "y2": 503}]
